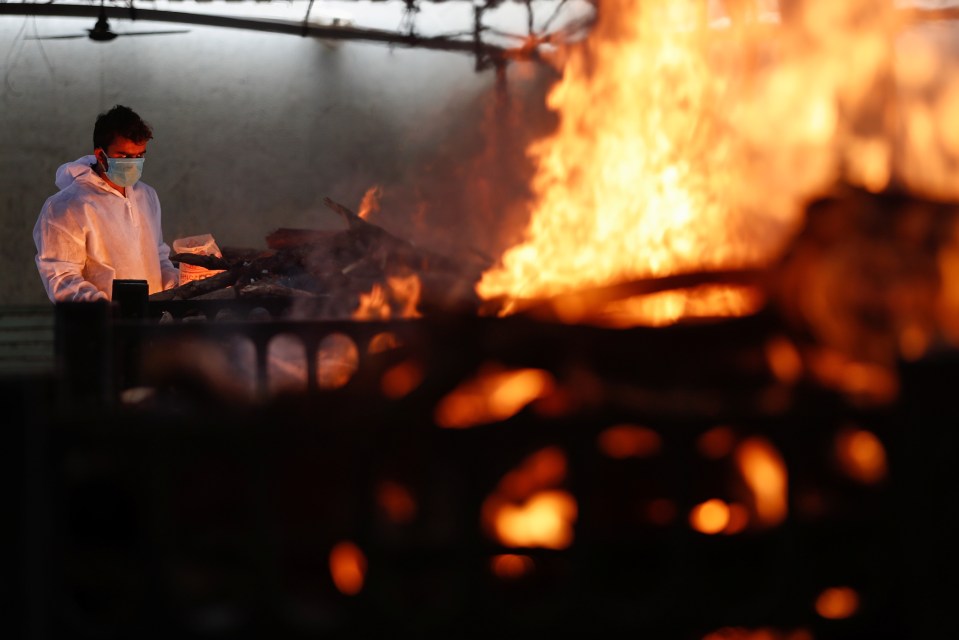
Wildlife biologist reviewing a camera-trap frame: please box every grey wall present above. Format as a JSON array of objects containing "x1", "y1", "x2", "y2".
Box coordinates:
[{"x1": 1, "y1": 15, "x2": 556, "y2": 304}]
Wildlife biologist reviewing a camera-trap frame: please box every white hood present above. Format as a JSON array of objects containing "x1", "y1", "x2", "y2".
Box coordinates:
[{"x1": 55, "y1": 155, "x2": 109, "y2": 191}]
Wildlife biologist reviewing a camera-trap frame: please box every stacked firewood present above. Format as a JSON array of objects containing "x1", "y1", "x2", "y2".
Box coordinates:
[{"x1": 150, "y1": 197, "x2": 487, "y2": 318}]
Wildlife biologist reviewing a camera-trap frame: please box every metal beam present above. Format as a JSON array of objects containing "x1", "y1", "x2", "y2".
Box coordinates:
[{"x1": 0, "y1": 3, "x2": 514, "y2": 62}]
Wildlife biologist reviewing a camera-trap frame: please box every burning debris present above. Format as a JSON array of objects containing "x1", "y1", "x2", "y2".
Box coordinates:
[
  {"x1": 152, "y1": 196, "x2": 486, "y2": 320},
  {"x1": 35, "y1": 3, "x2": 959, "y2": 637}
]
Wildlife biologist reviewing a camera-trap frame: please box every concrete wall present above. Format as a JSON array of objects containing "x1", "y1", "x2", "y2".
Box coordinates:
[{"x1": 1, "y1": 12, "x2": 556, "y2": 304}]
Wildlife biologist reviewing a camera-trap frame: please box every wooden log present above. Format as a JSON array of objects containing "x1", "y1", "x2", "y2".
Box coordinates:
[
  {"x1": 322, "y1": 196, "x2": 377, "y2": 233},
  {"x1": 322, "y1": 197, "x2": 418, "y2": 253},
  {"x1": 192, "y1": 287, "x2": 238, "y2": 300},
  {"x1": 172, "y1": 267, "x2": 245, "y2": 300},
  {"x1": 221, "y1": 246, "x2": 275, "y2": 263},
  {"x1": 237, "y1": 282, "x2": 319, "y2": 299},
  {"x1": 170, "y1": 252, "x2": 232, "y2": 270}
]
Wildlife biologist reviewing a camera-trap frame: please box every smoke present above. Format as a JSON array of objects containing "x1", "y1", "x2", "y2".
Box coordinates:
[{"x1": 362, "y1": 61, "x2": 560, "y2": 268}]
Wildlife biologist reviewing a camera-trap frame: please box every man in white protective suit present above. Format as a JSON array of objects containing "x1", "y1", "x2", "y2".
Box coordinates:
[{"x1": 33, "y1": 104, "x2": 178, "y2": 302}]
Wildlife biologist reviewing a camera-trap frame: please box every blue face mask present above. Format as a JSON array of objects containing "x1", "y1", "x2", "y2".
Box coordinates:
[{"x1": 104, "y1": 157, "x2": 144, "y2": 187}]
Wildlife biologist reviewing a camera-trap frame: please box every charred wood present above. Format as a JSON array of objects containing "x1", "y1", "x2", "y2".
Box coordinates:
[
  {"x1": 237, "y1": 282, "x2": 319, "y2": 299},
  {"x1": 172, "y1": 268, "x2": 245, "y2": 300},
  {"x1": 192, "y1": 288, "x2": 238, "y2": 301},
  {"x1": 153, "y1": 198, "x2": 481, "y2": 316},
  {"x1": 170, "y1": 253, "x2": 232, "y2": 271}
]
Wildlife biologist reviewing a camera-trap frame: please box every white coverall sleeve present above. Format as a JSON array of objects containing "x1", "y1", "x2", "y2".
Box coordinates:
[
  {"x1": 34, "y1": 215, "x2": 108, "y2": 302},
  {"x1": 158, "y1": 239, "x2": 178, "y2": 290}
]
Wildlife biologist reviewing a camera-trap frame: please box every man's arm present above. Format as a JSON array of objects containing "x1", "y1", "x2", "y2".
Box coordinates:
[
  {"x1": 157, "y1": 239, "x2": 179, "y2": 290},
  {"x1": 33, "y1": 215, "x2": 107, "y2": 302}
]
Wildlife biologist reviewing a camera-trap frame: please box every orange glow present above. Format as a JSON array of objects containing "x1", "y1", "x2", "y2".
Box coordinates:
[
  {"x1": 498, "y1": 447, "x2": 567, "y2": 502},
  {"x1": 386, "y1": 273, "x2": 422, "y2": 319},
  {"x1": 834, "y1": 427, "x2": 888, "y2": 484},
  {"x1": 723, "y1": 502, "x2": 750, "y2": 535},
  {"x1": 807, "y1": 348, "x2": 899, "y2": 405},
  {"x1": 381, "y1": 359, "x2": 425, "y2": 399},
  {"x1": 353, "y1": 274, "x2": 422, "y2": 321},
  {"x1": 815, "y1": 586, "x2": 860, "y2": 619},
  {"x1": 597, "y1": 424, "x2": 662, "y2": 458},
  {"x1": 368, "y1": 331, "x2": 401, "y2": 354},
  {"x1": 490, "y1": 554, "x2": 535, "y2": 580},
  {"x1": 475, "y1": 0, "x2": 845, "y2": 326},
  {"x1": 898, "y1": 322, "x2": 930, "y2": 362},
  {"x1": 765, "y1": 336, "x2": 804, "y2": 384},
  {"x1": 552, "y1": 285, "x2": 766, "y2": 328},
  {"x1": 266, "y1": 333, "x2": 308, "y2": 396},
  {"x1": 376, "y1": 480, "x2": 418, "y2": 524},
  {"x1": 354, "y1": 283, "x2": 391, "y2": 321},
  {"x1": 697, "y1": 425, "x2": 737, "y2": 459},
  {"x1": 735, "y1": 437, "x2": 788, "y2": 527},
  {"x1": 475, "y1": 0, "x2": 925, "y2": 327},
  {"x1": 690, "y1": 498, "x2": 731, "y2": 534},
  {"x1": 357, "y1": 184, "x2": 382, "y2": 220},
  {"x1": 491, "y1": 490, "x2": 578, "y2": 550},
  {"x1": 329, "y1": 541, "x2": 367, "y2": 596},
  {"x1": 702, "y1": 628, "x2": 813, "y2": 640},
  {"x1": 434, "y1": 365, "x2": 555, "y2": 429},
  {"x1": 482, "y1": 447, "x2": 577, "y2": 549},
  {"x1": 316, "y1": 333, "x2": 359, "y2": 390}
]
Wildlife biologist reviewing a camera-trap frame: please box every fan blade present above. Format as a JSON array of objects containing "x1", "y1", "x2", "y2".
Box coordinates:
[
  {"x1": 113, "y1": 29, "x2": 191, "y2": 37},
  {"x1": 25, "y1": 34, "x2": 87, "y2": 40}
]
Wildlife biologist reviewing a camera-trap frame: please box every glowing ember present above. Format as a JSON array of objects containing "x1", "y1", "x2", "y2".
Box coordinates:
[
  {"x1": 702, "y1": 628, "x2": 813, "y2": 640},
  {"x1": 597, "y1": 424, "x2": 662, "y2": 458},
  {"x1": 834, "y1": 426, "x2": 888, "y2": 484},
  {"x1": 690, "y1": 498, "x2": 732, "y2": 534},
  {"x1": 376, "y1": 480, "x2": 418, "y2": 524},
  {"x1": 368, "y1": 331, "x2": 402, "y2": 354},
  {"x1": 434, "y1": 365, "x2": 555, "y2": 429},
  {"x1": 764, "y1": 336, "x2": 804, "y2": 384},
  {"x1": 697, "y1": 425, "x2": 738, "y2": 459},
  {"x1": 380, "y1": 359, "x2": 425, "y2": 399},
  {"x1": 806, "y1": 348, "x2": 899, "y2": 405},
  {"x1": 490, "y1": 490, "x2": 578, "y2": 549},
  {"x1": 482, "y1": 447, "x2": 578, "y2": 549},
  {"x1": 329, "y1": 540, "x2": 367, "y2": 596},
  {"x1": 595, "y1": 285, "x2": 765, "y2": 328},
  {"x1": 723, "y1": 502, "x2": 750, "y2": 535},
  {"x1": 490, "y1": 554, "x2": 535, "y2": 580},
  {"x1": 735, "y1": 436, "x2": 788, "y2": 527},
  {"x1": 815, "y1": 586, "x2": 860, "y2": 619}
]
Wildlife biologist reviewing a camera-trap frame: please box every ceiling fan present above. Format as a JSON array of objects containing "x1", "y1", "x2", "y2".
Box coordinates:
[{"x1": 28, "y1": 0, "x2": 190, "y2": 41}]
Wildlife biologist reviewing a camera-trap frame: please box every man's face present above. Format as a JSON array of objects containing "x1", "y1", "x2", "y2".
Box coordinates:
[{"x1": 96, "y1": 135, "x2": 148, "y2": 170}]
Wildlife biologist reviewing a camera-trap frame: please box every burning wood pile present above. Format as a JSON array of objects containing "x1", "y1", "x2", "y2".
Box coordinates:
[
  {"x1": 151, "y1": 197, "x2": 487, "y2": 319},
  {"x1": 38, "y1": 5, "x2": 959, "y2": 637}
]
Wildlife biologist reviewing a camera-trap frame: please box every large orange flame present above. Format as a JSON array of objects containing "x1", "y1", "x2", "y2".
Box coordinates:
[{"x1": 478, "y1": 0, "x2": 909, "y2": 325}]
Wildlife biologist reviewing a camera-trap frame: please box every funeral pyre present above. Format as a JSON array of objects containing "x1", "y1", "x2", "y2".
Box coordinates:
[
  {"x1": 152, "y1": 196, "x2": 486, "y2": 320},
  {"x1": 41, "y1": 4, "x2": 959, "y2": 637}
]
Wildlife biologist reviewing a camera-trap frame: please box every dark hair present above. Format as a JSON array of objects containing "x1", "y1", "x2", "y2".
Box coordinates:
[{"x1": 93, "y1": 104, "x2": 153, "y2": 150}]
